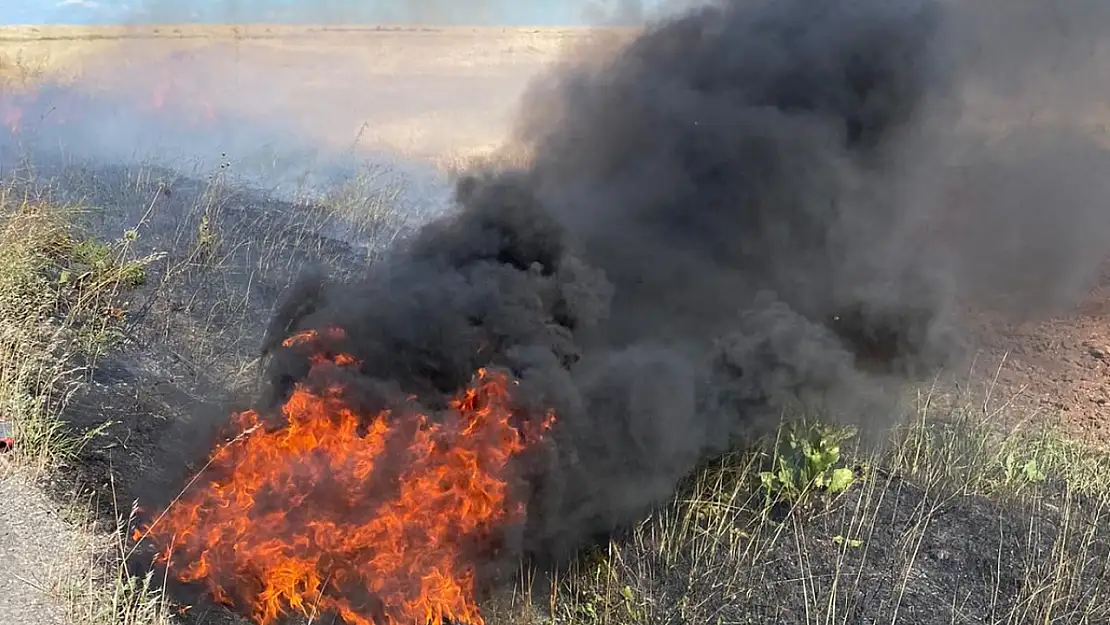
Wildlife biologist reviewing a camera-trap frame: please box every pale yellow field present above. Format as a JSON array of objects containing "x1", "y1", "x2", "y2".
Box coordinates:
[
  {"x1": 0, "y1": 25, "x2": 635, "y2": 161},
  {"x1": 5, "y1": 23, "x2": 1109, "y2": 166}
]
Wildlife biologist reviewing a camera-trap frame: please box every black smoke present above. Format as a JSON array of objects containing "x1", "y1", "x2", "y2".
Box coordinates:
[{"x1": 238, "y1": 0, "x2": 1110, "y2": 599}]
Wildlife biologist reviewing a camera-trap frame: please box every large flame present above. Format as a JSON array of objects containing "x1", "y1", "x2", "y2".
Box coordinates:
[{"x1": 139, "y1": 328, "x2": 554, "y2": 625}]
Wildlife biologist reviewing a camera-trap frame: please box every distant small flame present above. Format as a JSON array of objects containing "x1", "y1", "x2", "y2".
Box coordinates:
[
  {"x1": 145, "y1": 74, "x2": 217, "y2": 125},
  {"x1": 1, "y1": 92, "x2": 31, "y2": 133},
  {"x1": 2, "y1": 105, "x2": 22, "y2": 133},
  {"x1": 1, "y1": 74, "x2": 218, "y2": 135}
]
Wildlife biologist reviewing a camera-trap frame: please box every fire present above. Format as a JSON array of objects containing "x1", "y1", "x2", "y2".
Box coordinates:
[
  {"x1": 1, "y1": 75, "x2": 216, "y2": 135},
  {"x1": 139, "y1": 328, "x2": 554, "y2": 625},
  {"x1": 2, "y1": 102, "x2": 21, "y2": 133},
  {"x1": 146, "y1": 74, "x2": 216, "y2": 123},
  {"x1": 1, "y1": 86, "x2": 90, "y2": 134},
  {"x1": 1, "y1": 91, "x2": 32, "y2": 133}
]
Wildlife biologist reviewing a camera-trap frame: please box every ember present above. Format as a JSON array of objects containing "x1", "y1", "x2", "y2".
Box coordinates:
[{"x1": 139, "y1": 328, "x2": 554, "y2": 625}]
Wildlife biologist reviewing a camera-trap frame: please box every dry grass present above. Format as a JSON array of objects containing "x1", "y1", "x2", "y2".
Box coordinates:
[
  {"x1": 0, "y1": 189, "x2": 148, "y2": 469},
  {"x1": 478, "y1": 390, "x2": 1110, "y2": 625},
  {"x1": 2, "y1": 25, "x2": 1109, "y2": 623},
  {"x1": 0, "y1": 24, "x2": 618, "y2": 159},
  {"x1": 0, "y1": 153, "x2": 368, "y2": 625},
  {"x1": 53, "y1": 487, "x2": 173, "y2": 625},
  {"x1": 0, "y1": 50, "x2": 48, "y2": 86},
  {"x1": 0, "y1": 23, "x2": 599, "y2": 78},
  {"x1": 0, "y1": 182, "x2": 169, "y2": 624},
  {"x1": 0, "y1": 143, "x2": 448, "y2": 623},
  {"x1": 2, "y1": 154, "x2": 1110, "y2": 625},
  {"x1": 0, "y1": 156, "x2": 372, "y2": 622}
]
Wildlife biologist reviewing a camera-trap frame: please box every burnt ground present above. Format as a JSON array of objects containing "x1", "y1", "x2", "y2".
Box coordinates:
[
  {"x1": 14, "y1": 158, "x2": 417, "y2": 511},
  {"x1": 14, "y1": 157, "x2": 1110, "y2": 624},
  {"x1": 42, "y1": 163, "x2": 376, "y2": 509},
  {"x1": 581, "y1": 476, "x2": 1110, "y2": 625},
  {"x1": 13, "y1": 156, "x2": 436, "y2": 625}
]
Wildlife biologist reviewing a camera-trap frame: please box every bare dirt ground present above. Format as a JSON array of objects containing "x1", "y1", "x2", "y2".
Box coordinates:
[
  {"x1": 976, "y1": 261, "x2": 1110, "y2": 440},
  {"x1": 0, "y1": 466, "x2": 98, "y2": 625}
]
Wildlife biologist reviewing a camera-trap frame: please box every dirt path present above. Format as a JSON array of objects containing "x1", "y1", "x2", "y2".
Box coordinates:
[{"x1": 0, "y1": 467, "x2": 97, "y2": 625}]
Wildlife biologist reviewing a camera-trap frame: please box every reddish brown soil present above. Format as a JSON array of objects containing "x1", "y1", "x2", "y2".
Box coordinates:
[{"x1": 975, "y1": 264, "x2": 1110, "y2": 440}]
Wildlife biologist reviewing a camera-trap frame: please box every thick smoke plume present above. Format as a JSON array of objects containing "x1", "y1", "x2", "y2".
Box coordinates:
[{"x1": 243, "y1": 0, "x2": 1110, "y2": 589}]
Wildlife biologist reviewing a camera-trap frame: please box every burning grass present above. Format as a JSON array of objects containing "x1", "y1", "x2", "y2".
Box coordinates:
[
  {"x1": 3, "y1": 11, "x2": 1110, "y2": 625},
  {"x1": 0, "y1": 154, "x2": 448, "y2": 624},
  {"x1": 1, "y1": 160, "x2": 1110, "y2": 625},
  {"x1": 140, "y1": 337, "x2": 554, "y2": 625}
]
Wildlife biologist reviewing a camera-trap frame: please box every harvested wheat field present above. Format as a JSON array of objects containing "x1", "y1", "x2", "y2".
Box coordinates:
[{"x1": 3, "y1": 2, "x2": 1110, "y2": 625}]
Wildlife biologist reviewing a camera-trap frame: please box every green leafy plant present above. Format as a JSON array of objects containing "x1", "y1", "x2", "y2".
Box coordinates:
[
  {"x1": 59, "y1": 238, "x2": 147, "y2": 289},
  {"x1": 760, "y1": 422, "x2": 858, "y2": 507},
  {"x1": 833, "y1": 535, "x2": 863, "y2": 548},
  {"x1": 999, "y1": 448, "x2": 1048, "y2": 491}
]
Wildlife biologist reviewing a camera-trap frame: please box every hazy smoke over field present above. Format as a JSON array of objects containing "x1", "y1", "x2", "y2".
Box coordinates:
[
  {"x1": 122, "y1": 0, "x2": 666, "y2": 25},
  {"x1": 250, "y1": 0, "x2": 1110, "y2": 564}
]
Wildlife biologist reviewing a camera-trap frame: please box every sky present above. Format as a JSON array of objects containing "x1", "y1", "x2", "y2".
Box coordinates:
[{"x1": 1, "y1": 0, "x2": 671, "y2": 26}]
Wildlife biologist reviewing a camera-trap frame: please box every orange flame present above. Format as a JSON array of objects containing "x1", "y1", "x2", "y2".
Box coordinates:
[
  {"x1": 140, "y1": 328, "x2": 554, "y2": 625},
  {"x1": 1, "y1": 92, "x2": 30, "y2": 133},
  {"x1": 146, "y1": 74, "x2": 216, "y2": 124},
  {"x1": 1, "y1": 75, "x2": 217, "y2": 135},
  {"x1": 2, "y1": 107, "x2": 21, "y2": 133}
]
